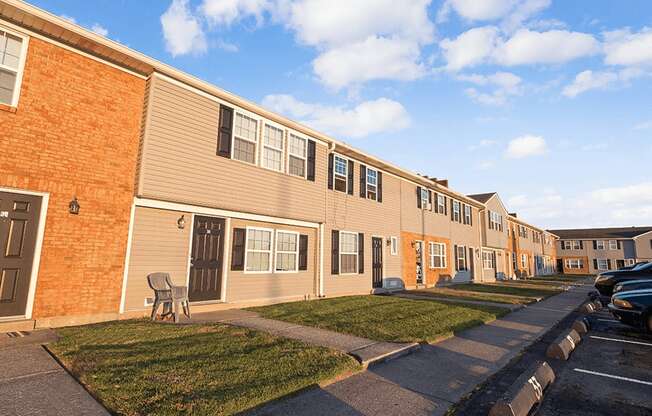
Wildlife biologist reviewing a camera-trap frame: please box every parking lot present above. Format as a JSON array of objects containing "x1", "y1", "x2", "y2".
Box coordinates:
[{"x1": 452, "y1": 295, "x2": 652, "y2": 416}]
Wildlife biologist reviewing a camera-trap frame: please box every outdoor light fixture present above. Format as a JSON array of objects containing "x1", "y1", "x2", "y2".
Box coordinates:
[
  {"x1": 68, "y1": 197, "x2": 80, "y2": 215},
  {"x1": 177, "y1": 215, "x2": 186, "y2": 229}
]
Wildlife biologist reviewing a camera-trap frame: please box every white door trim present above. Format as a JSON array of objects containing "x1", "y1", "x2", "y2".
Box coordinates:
[{"x1": 119, "y1": 202, "x2": 136, "y2": 313}]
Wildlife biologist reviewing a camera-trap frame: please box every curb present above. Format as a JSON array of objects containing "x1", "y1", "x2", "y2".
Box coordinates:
[
  {"x1": 546, "y1": 328, "x2": 581, "y2": 360},
  {"x1": 350, "y1": 342, "x2": 421, "y2": 368}
]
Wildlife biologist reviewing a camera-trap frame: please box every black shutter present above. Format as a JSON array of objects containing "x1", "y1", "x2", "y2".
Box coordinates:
[
  {"x1": 444, "y1": 197, "x2": 448, "y2": 215},
  {"x1": 470, "y1": 207, "x2": 473, "y2": 226},
  {"x1": 488, "y1": 212, "x2": 492, "y2": 230},
  {"x1": 593, "y1": 259, "x2": 598, "y2": 270},
  {"x1": 358, "y1": 233, "x2": 365, "y2": 274},
  {"x1": 416, "y1": 186, "x2": 422, "y2": 208},
  {"x1": 607, "y1": 259, "x2": 612, "y2": 270},
  {"x1": 617, "y1": 240, "x2": 622, "y2": 249},
  {"x1": 454, "y1": 245, "x2": 458, "y2": 271},
  {"x1": 307, "y1": 140, "x2": 316, "y2": 181},
  {"x1": 298, "y1": 234, "x2": 308, "y2": 271},
  {"x1": 231, "y1": 228, "x2": 246, "y2": 271},
  {"x1": 217, "y1": 105, "x2": 234, "y2": 158},
  {"x1": 593, "y1": 240, "x2": 597, "y2": 249},
  {"x1": 451, "y1": 200, "x2": 455, "y2": 221},
  {"x1": 377, "y1": 172, "x2": 383, "y2": 203},
  {"x1": 428, "y1": 190, "x2": 433, "y2": 210},
  {"x1": 347, "y1": 160, "x2": 354, "y2": 195},
  {"x1": 328, "y1": 153, "x2": 334, "y2": 189},
  {"x1": 433, "y1": 193, "x2": 439, "y2": 213},
  {"x1": 331, "y1": 230, "x2": 339, "y2": 274},
  {"x1": 360, "y1": 164, "x2": 367, "y2": 198},
  {"x1": 579, "y1": 240, "x2": 584, "y2": 249},
  {"x1": 492, "y1": 251, "x2": 497, "y2": 270}
]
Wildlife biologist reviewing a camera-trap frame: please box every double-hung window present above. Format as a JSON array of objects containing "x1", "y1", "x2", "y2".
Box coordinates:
[
  {"x1": 429, "y1": 242, "x2": 446, "y2": 269},
  {"x1": 233, "y1": 113, "x2": 258, "y2": 164},
  {"x1": 275, "y1": 231, "x2": 299, "y2": 272},
  {"x1": 390, "y1": 236, "x2": 398, "y2": 255},
  {"x1": 262, "y1": 124, "x2": 284, "y2": 172},
  {"x1": 420, "y1": 188, "x2": 429, "y2": 209},
  {"x1": 482, "y1": 251, "x2": 494, "y2": 269},
  {"x1": 566, "y1": 259, "x2": 583, "y2": 269},
  {"x1": 452, "y1": 201, "x2": 461, "y2": 222},
  {"x1": 0, "y1": 28, "x2": 26, "y2": 107},
  {"x1": 608, "y1": 240, "x2": 618, "y2": 250},
  {"x1": 457, "y1": 245, "x2": 467, "y2": 270},
  {"x1": 464, "y1": 205, "x2": 472, "y2": 225},
  {"x1": 333, "y1": 155, "x2": 348, "y2": 192},
  {"x1": 521, "y1": 254, "x2": 527, "y2": 268},
  {"x1": 596, "y1": 240, "x2": 605, "y2": 250},
  {"x1": 437, "y1": 194, "x2": 445, "y2": 213},
  {"x1": 597, "y1": 258, "x2": 609, "y2": 270},
  {"x1": 572, "y1": 240, "x2": 581, "y2": 250},
  {"x1": 288, "y1": 133, "x2": 307, "y2": 178},
  {"x1": 245, "y1": 228, "x2": 273, "y2": 272},
  {"x1": 339, "y1": 232, "x2": 358, "y2": 274},
  {"x1": 366, "y1": 168, "x2": 378, "y2": 200}
]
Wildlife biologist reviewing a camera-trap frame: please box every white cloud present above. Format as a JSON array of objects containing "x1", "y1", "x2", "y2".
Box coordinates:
[
  {"x1": 261, "y1": 94, "x2": 411, "y2": 138},
  {"x1": 438, "y1": 0, "x2": 517, "y2": 22},
  {"x1": 161, "y1": 0, "x2": 207, "y2": 56},
  {"x1": 200, "y1": 0, "x2": 269, "y2": 27},
  {"x1": 457, "y1": 71, "x2": 522, "y2": 105},
  {"x1": 603, "y1": 27, "x2": 652, "y2": 67},
  {"x1": 440, "y1": 26, "x2": 500, "y2": 71},
  {"x1": 505, "y1": 134, "x2": 547, "y2": 158},
  {"x1": 468, "y1": 139, "x2": 498, "y2": 151},
  {"x1": 60, "y1": 14, "x2": 77, "y2": 24},
  {"x1": 313, "y1": 36, "x2": 426, "y2": 90},
  {"x1": 90, "y1": 23, "x2": 109, "y2": 37},
  {"x1": 562, "y1": 68, "x2": 648, "y2": 97},
  {"x1": 591, "y1": 182, "x2": 652, "y2": 205},
  {"x1": 501, "y1": 0, "x2": 551, "y2": 33},
  {"x1": 633, "y1": 120, "x2": 652, "y2": 130}
]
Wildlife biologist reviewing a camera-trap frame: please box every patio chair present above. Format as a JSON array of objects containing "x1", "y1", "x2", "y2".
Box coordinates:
[{"x1": 147, "y1": 272, "x2": 191, "y2": 323}]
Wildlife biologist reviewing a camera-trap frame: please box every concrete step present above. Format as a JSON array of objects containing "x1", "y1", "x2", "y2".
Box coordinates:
[{"x1": 0, "y1": 319, "x2": 35, "y2": 333}]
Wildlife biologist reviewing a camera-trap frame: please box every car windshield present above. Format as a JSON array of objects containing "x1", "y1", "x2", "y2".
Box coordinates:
[{"x1": 632, "y1": 262, "x2": 652, "y2": 271}]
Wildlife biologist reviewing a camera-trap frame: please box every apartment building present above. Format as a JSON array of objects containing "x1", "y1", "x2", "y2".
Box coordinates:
[
  {"x1": 550, "y1": 227, "x2": 652, "y2": 275},
  {"x1": 1, "y1": 1, "x2": 559, "y2": 327},
  {"x1": 508, "y1": 216, "x2": 557, "y2": 278}
]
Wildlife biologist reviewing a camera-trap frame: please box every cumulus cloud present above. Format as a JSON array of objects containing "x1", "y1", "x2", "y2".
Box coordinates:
[
  {"x1": 201, "y1": 0, "x2": 269, "y2": 27},
  {"x1": 457, "y1": 71, "x2": 523, "y2": 105},
  {"x1": 633, "y1": 120, "x2": 652, "y2": 130},
  {"x1": 440, "y1": 26, "x2": 501, "y2": 71},
  {"x1": 161, "y1": 0, "x2": 207, "y2": 56},
  {"x1": 603, "y1": 27, "x2": 652, "y2": 67},
  {"x1": 90, "y1": 24, "x2": 109, "y2": 37},
  {"x1": 261, "y1": 94, "x2": 411, "y2": 138},
  {"x1": 438, "y1": 0, "x2": 552, "y2": 33},
  {"x1": 562, "y1": 68, "x2": 648, "y2": 97},
  {"x1": 505, "y1": 134, "x2": 547, "y2": 158}
]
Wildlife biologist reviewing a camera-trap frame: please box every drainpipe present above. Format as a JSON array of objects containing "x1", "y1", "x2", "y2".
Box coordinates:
[
  {"x1": 477, "y1": 207, "x2": 486, "y2": 283},
  {"x1": 319, "y1": 222, "x2": 325, "y2": 297}
]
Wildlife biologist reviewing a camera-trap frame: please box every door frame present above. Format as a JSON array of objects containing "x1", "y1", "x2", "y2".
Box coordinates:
[
  {"x1": 414, "y1": 239, "x2": 424, "y2": 285},
  {"x1": 371, "y1": 234, "x2": 385, "y2": 289},
  {"x1": 0, "y1": 186, "x2": 49, "y2": 321}
]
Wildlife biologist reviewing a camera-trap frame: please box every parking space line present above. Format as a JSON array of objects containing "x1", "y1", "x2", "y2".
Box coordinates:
[
  {"x1": 590, "y1": 335, "x2": 652, "y2": 347},
  {"x1": 574, "y1": 369, "x2": 652, "y2": 386}
]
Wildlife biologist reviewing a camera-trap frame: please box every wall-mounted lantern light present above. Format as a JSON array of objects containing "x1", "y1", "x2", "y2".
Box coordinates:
[
  {"x1": 177, "y1": 215, "x2": 186, "y2": 229},
  {"x1": 69, "y1": 197, "x2": 80, "y2": 215}
]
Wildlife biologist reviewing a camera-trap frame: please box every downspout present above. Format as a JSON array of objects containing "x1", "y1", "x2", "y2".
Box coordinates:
[
  {"x1": 477, "y1": 207, "x2": 485, "y2": 283},
  {"x1": 319, "y1": 141, "x2": 336, "y2": 298}
]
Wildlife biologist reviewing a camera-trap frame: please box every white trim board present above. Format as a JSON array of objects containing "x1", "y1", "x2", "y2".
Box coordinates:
[{"x1": 118, "y1": 202, "x2": 136, "y2": 314}]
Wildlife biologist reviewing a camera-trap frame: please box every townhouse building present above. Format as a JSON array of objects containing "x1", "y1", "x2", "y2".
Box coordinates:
[
  {"x1": 1, "y1": 0, "x2": 560, "y2": 328},
  {"x1": 550, "y1": 227, "x2": 652, "y2": 275}
]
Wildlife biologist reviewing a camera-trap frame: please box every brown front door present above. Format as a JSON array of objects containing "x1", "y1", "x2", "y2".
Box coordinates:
[
  {"x1": 0, "y1": 192, "x2": 42, "y2": 317},
  {"x1": 372, "y1": 237, "x2": 383, "y2": 288},
  {"x1": 189, "y1": 216, "x2": 225, "y2": 302}
]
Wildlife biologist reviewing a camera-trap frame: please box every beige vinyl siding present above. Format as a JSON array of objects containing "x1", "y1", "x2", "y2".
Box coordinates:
[
  {"x1": 226, "y1": 218, "x2": 318, "y2": 303},
  {"x1": 323, "y1": 162, "x2": 402, "y2": 296},
  {"x1": 124, "y1": 206, "x2": 191, "y2": 312},
  {"x1": 635, "y1": 236, "x2": 652, "y2": 260},
  {"x1": 482, "y1": 197, "x2": 508, "y2": 249},
  {"x1": 138, "y1": 76, "x2": 327, "y2": 223}
]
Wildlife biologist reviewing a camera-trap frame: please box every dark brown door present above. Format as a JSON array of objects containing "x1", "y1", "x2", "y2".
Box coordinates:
[
  {"x1": 468, "y1": 247, "x2": 474, "y2": 280},
  {"x1": 0, "y1": 192, "x2": 42, "y2": 317},
  {"x1": 189, "y1": 216, "x2": 225, "y2": 302},
  {"x1": 372, "y1": 237, "x2": 383, "y2": 288}
]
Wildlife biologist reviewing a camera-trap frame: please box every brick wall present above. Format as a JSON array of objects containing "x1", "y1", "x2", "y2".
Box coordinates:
[
  {"x1": 401, "y1": 231, "x2": 453, "y2": 288},
  {"x1": 0, "y1": 37, "x2": 145, "y2": 319}
]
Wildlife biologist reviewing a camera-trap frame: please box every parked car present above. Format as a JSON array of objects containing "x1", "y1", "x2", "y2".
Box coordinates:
[
  {"x1": 594, "y1": 262, "x2": 652, "y2": 300},
  {"x1": 619, "y1": 261, "x2": 648, "y2": 271},
  {"x1": 608, "y1": 288, "x2": 652, "y2": 332},
  {"x1": 613, "y1": 279, "x2": 652, "y2": 295}
]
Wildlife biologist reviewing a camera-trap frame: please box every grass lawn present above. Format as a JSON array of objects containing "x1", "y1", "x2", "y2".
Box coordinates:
[
  {"x1": 531, "y1": 274, "x2": 592, "y2": 282},
  {"x1": 410, "y1": 287, "x2": 536, "y2": 305},
  {"x1": 49, "y1": 320, "x2": 359, "y2": 416},
  {"x1": 447, "y1": 283, "x2": 562, "y2": 299},
  {"x1": 250, "y1": 295, "x2": 508, "y2": 343}
]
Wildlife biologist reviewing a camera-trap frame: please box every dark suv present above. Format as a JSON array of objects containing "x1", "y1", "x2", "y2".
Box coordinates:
[{"x1": 594, "y1": 262, "x2": 652, "y2": 301}]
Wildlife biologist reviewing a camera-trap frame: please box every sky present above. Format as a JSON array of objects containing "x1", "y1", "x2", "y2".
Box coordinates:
[{"x1": 31, "y1": 0, "x2": 652, "y2": 230}]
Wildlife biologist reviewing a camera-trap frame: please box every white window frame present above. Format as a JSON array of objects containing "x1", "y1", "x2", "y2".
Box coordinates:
[
  {"x1": 274, "y1": 230, "x2": 300, "y2": 273},
  {"x1": 464, "y1": 205, "x2": 472, "y2": 225},
  {"x1": 457, "y1": 245, "x2": 467, "y2": 270},
  {"x1": 608, "y1": 240, "x2": 618, "y2": 250},
  {"x1": 595, "y1": 240, "x2": 605, "y2": 250},
  {"x1": 452, "y1": 200, "x2": 461, "y2": 222},
  {"x1": 390, "y1": 236, "x2": 398, "y2": 256},
  {"x1": 572, "y1": 240, "x2": 581, "y2": 250},
  {"x1": 366, "y1": 167, "x2": 378, "y2": 201},
  {"x1": 243, "y1": 226, "x2": 274, "y2": 274},
  {"x1": 521, "y1": 254, "x2": 527, "y2": 268},
  {"x1": 429, "y1": 242, "x2": 447, "y2": 269},
  {"x1": 625, "y1": 258, "x2": 635, "y2": 266},
  {"x1": 437, "y1": 194, "x2": 445, "y2": 214},
  {"x1": 231, "y1": 110, "x2": 260, "y2": 166},
  {"x1": 482, "y1": 251, "x2": 494, "y2": 269},
  {"x1": 287, "y1": 131, "x2": 308, "y2": 179},
  {"x1": 566, "y1": 258, "x2": 584, "y2": 269},
  {"x1": 339, "y1": 231, "x2": 359, "y2": 275},
  {"x1": 420, "y1": 188, "x2": 429, "y2": 209},
  {"x1": 333, "y1": 154, "x2": 349, "y2": 194},
  {"x1": 261, "y1": 122, "x2": 285, "y2": 173},
  {"x1": 596, "y1": 258, "x2": 609, "y2": 270},
  {"x1": 0, "y1": 25, "x2": 29, "y2": 108}
]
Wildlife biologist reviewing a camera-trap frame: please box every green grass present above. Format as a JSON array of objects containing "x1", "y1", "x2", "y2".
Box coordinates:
[
  {"x1": 448, "y1": 283, "x2": 562, "y2": 299},
  {"x1": 49, "y1": 320, "x2": 359, "y2": 416},
  {"x1": 250, "y1": 295, "x2": 509, "y2": 343},
  {"x1": 410, "y1": 287, "x2": 536, "y2": 305},
  {"x1": 531, "y1": 274, "x2": 592, "y2": 282}
]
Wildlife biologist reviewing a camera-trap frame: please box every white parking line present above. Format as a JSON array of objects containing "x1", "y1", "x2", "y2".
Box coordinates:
[
  {"x1": 590, "y1": 335, "x2": 652, "y2": 347},
  {"x1": 574, "y1": 369, "x2": 652, "y2": 386}
]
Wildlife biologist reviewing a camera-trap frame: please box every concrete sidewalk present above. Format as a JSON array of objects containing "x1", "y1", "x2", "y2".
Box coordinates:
[
  {"x1": 188, "y1": 309, "x2": 419, "y2": 367},
  {"x1": 247, "y1": 284, "x2": 592, "y2": 416},
  {"x1": 0, "y1": 331, "x2": 108, "y2": 416}
]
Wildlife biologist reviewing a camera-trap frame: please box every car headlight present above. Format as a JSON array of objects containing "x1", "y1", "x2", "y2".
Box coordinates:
[
  {"x1": 595, "y1": 274, "x2": 613, "y2": 283},
  {"x1": 613, "y1": 298, "x2": 633, "y2": 309}
]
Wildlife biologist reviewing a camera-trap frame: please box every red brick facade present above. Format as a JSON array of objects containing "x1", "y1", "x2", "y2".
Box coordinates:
[{"x1": 0, "y1": 37, "x2": 145, "y2": 319}]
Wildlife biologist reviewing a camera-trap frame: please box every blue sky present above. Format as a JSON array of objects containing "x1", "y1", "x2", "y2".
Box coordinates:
[{"x1": 32, "y1": 0, "x2": 652, "y2": 229}]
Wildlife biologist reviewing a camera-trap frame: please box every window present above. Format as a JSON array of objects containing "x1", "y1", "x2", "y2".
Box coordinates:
[
  {"x1": 275, "y1": 231, "x2": 299, "y2": 272},
  {"x1": 390, "y1": 236, "x2": 398, "y2": 255},
  {"x1": 333, "y1": 155, "x2": 348, "y2": 192},
  {"x1": 456, "y1": 245, "x2": 467, "y2": 270},
  {"x1": 0, "y1": 28, "x2": 26, "y2": 107},
  {"x1": 464, "y1": 205, "x2": 472, "y2": 225},
  {"x1": 437, "y1": 194, "x2": 445, "y2": 213},
  {"x1": 625, "y1": 258, "x2": 635, "y2": 266},
  {"x1": 597, "y1": 258, "x2": 609, "y2": 270},
  {"x1": 262, "y1": 124, "x2": 284, "y2": 172},
  {"x1": 452, "y1": 201, "x2": 461, "y2": 222},
  {"x1": 245, "y1": 228, "x2": 272, "y2": 272},
  {"x1": 565, "y1": 258, "x2": 584, "y2": 269},
  {"x1": 340, "y1": 232, "x2": 358, "y2": 274},
  {"x1": 489, "y1": 211, "x2": 503, "y2": 231},
  {"x1": 366, "y1": 168, "x2": 378, "y2": 200},
  {"x1": 288, "y1": 133, "x2": 307, "y2": 178},
  {"x1": 521, "y1": 254, "x2": 527, "y2": 268},
  {"x1": 429, "y1": 242, "x2": 446, "y2": 269},
  {"x1": 233, "y1": 113, "x2": 258, "y2": 164},
  {"x1": 420, "y1": 188, "x2": 429, "y2": 209},
  {"x1": 572, "y1": 240, "x2": 581, "y2": 250},
  {"x1": 608, "y1": 240, "x2": 618, "y2": 250},
  {"x1": 482, "y1": 251, "x2": 494, "y2": 269},
  {"x1": 596, "y1": 240, "x2": 605, "y2": 250}
]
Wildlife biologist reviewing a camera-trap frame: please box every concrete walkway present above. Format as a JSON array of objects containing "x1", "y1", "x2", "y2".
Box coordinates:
[
  {"x1": 247, "y1": 284, "x2": 592, "y2": 416},
  {"x1": 188, "y1": 309, "x2": 419, "y2": 367},
  {"x1": 0, "y1": 330, "x2": 108, "y2": 416}
]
